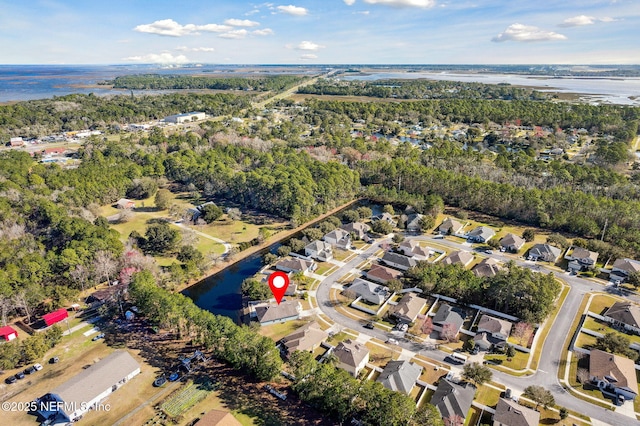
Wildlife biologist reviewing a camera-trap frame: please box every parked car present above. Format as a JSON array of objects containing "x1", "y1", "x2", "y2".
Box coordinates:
[
  {"x1": 386, "y1": 338, "x2": 399, "y2": 345},
  {"x1": 363, "y1": 322, "x2": 375, "y2": 330},
  {"x1": 49, "y1": 356, "x2": 59, "y2": 364},
  {"x1": 24, "y1": 365, "x2": 36, "y2": 375},
  {"x1": 34, "y1": 363, "x2": 43, "y2": 371},
  {"x1": 92, "y1": 333, "x2": 105, "y2": 341},
  {"x1": 505, "y1": 388, "x2": 512, "y2": 399},
  {"x1": 15, "y1": 371, "x2": 25, "y2": 380},
  {"x1": 168, "y1": 372, "x2": 180, "y2": 382},
  {"x1": 5, "y1": 375, "x2": 17, "y2": 384},
  {"x1": 153, "y1": 376, "x2": 167, "y2": 387}
]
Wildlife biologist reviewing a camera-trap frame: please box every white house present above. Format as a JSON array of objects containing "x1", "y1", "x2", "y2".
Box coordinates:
[
  {"x1": 304, "y1": 240, "x2": 333, "y2": 261},
  {"x1": 36, "y1": 351, "x2": 141, "y2": 425},
  {"x1": 323, "y1": 229, "x2": 351, "y2": 249},
  {"x1": 333, "y1": 339, "x2": 370, "y2": 377},
  {"x1": 466, "y1": 226, "x2": 496, "y2": 243},
  {"x1": 610, "y1": 258, "x2": 640, "y2": 282},
  {"x1": 603, "y1": 302, "x2": 640, "y2": 335},
  {"x1": 164, "y1": 111, "x2": 206, "y2": 123}
]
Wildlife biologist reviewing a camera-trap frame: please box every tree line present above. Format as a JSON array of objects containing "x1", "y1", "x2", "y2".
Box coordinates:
[{"x1": 107, "y1": 74, "x2": 306, "y2": 92}]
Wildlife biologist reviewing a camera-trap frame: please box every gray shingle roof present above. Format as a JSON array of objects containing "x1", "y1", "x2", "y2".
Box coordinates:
[
  {"x1": 377, "y1": 360, "x2": 423, "y2": 394},
  {"x1": 432, "y1": 379, "x2": 475, "y2": 420}
]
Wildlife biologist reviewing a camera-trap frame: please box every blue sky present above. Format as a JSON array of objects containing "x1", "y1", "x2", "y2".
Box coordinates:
[{"x1": 1, "y1": 0, "x2": 638, "y2": 64}]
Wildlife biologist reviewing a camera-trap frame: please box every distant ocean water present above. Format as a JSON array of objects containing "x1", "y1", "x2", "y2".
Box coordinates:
[
  {"x1": 0, "y1": 65, "x2": 638, "y2": 105},
  {"x1": 343, "y1": 72, "x2": 640, "y2": 106},
  {"x1": 0, "y1": 64, "x2": 314, "y2": 103}
]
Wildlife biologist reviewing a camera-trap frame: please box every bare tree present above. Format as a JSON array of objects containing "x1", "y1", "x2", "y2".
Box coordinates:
[
  {"x1": 0, "y1": 295, "x2": 14, "y2": 326},
  {"x1": 422, "y1": 317, "x2": 434, "y2": 335},
  {"x1": 93, "y1": 250, "x2": 118, "y2": 285},
  {"x1": 440, "y1": 323, "x2": 459, "y2": 343},
  {"x1": 70, "y1": 264, "x2": 91, "y2": 293},
  {"x1": 512, "y1": 322, "x2": 533, "y2": 346},
  {"x1": 227, "y1": 207, "x2": 242, "y2": 221},
  {"x1": 444, "y1": 414, "x2": 464, "y2": 426},
  {"x1": 116, "y1": 209, "x2": 134, "y2": 223},
  {"x1": 13, "y1": 290, "x2": 35, "y2": 323},
  {"x1": 181, "y1": 229, "x2": 199, "y2": 247}
]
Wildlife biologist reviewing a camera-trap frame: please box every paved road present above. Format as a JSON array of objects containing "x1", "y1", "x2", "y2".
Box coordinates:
[{"x1": 314, "y1": 234, "x2": 639, "y2": 426}]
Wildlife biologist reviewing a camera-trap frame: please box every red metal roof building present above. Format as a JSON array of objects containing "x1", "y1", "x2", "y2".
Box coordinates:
[
  {"x1": 43, "y1": 308, "x2": 68, "y2": 327},
  {"x1": 0, "y1": 325, "x2": 18, "y2": 341}
]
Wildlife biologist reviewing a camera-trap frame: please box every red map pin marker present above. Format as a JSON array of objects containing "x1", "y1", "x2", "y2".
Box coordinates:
[{"x1": 268, "y1": 271, "x2": 290, "y2": 305}]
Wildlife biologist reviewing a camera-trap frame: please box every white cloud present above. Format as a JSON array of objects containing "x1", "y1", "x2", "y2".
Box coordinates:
[
  {"x1": 560, "y1": 15, "x2": 618, "y2": 27},
  {"x1": 356, "y1": 10, "x2": 370, "y2": 15},
  {"x1": 295, "y1": 40, "x2": 324, "y2": 51},
  {"x1": 124, "y1": 52, "x2": 189, "y2": 64},
  {"x1": 492, "y1": 24, "x2": 567, "y2": 42},
  {"x1": 362, "y1": 0, "x2": 436, "y2": 8},
  {"x1": 219, "y1": 29, "x2": 249, "y2": 39},
  {"x1": 224, "y1": 19, "x2": 260, "y2": 27},
  {"x1": 344, "y1": 0, "x2": 356, "y2": 5},
  {"x1": 176, "y1": 46, "x2": 215, "y2": 52},
  {"x1": 277, "y1": 5, "x2": 308, "y2": 16},
  {"x1": 134, "y1": 19, "x2": 230, "y2": 37},
  {"x1": 560, "y1": 15, "x2": 596, "y2": 27},
  {"x1": 253, "y1": 28, "x2": 274, "y2": 36},
  {"x1": 301, "y1": 54, "x2": 318, "y2": 59}
]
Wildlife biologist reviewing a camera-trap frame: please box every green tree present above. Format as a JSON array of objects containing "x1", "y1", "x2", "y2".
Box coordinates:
[
  {"x1": 241, "y1": 279, "x2": 271, "y2": 301},
  {"x1": 392, "y1": 233, "x2": 405, "y2": 244},
  {"x1": 200, "y1": 203, "x2": 223, "y2": 223},
  {"x1": 154, "y1": 189, "x2": 172, "y2": 210},
  {"x1": 144, "y1": 222, "x2": 181, "y2": 254},
  {"x1": 462, "y1": 362, "x2": 492, "y2": 386},
  {"x1": 383, "y1": 204, "x2": 395, "y2": 214},
  {"x1": 595, "y1": 332, "x2": 638, "y2": 360},
  {"x1": 546, "y1": 233, "x2": 569, "y2": 249},
  {"x1": 372, "y1": 220, "x2": 394, "y2": 235},
  {"x1": 523, "y1": 385, "x2": 555, "y2": 409},
  {"x1": 506, "y1": 345, "x2": 516, "y2": 358},
  {"x1": 277, "y1": 245, "x2": 292, "y2": 257},
  {"x1": 356, "y1": 206, "x2": 373, "y2": 220},
  {"x1": 177, "y1": 245, "x2": 204, "y2": 264},
  {"x1": 262, "y1": 252, "x2": 277, "y2": 265},
  {"x1": 559, "y1": 407, "x2": 569, "y2": 420},
  {"x1": 342, "y1": 210, "x2": 360, "y2": 223},
  {"x1": 386, "y1": 278, "x2": 403, "y2": 293},
  {"x1": 522, "y1": 229, "x2": 536, "y2": 242},
  {"x1": 628, "y1": 270, "x2": 640, "y2": 289}
]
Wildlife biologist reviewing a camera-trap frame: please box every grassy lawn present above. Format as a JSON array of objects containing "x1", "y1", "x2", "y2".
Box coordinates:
[
  {"x1": 315, "y1": 262, "x2": 334, "y2": 275},
  {"x1": 464, "y1": 406, "x2": 481, "y2": 426},
  {"x1": 574, "y1": 332, "x2": 598, "y2": 349},
  {"x1": 588, "y1": 294, "x2": 622, "y2": 316},
  {"x1": 415, "y1": 362, "x2": 448, "y2": 385},
  {"x1": 332, "y1": 248, "x2": 352, "y2": 261},
  {"x1": 258, "y1": 319, "x2": 309, "y2": 341},
  {"x1": 474, "y1": 384, "x2": 501, "y2": 407},
  {"x1": 365, "y1": 341, "x2": 399, "y2": 366},
  {"x1": 327, "y1": 331, "x2": 351, "y2": 345},
  {"x1": 485, "y1": 349, "x2": 530, "y2": 370}
]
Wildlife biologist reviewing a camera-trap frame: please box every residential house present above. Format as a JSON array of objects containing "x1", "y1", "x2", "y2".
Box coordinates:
[
  {"x1": 348, "y1": 278, "x2": 390, "y2": 305},
  {"x1": 433, "y1": 304, "x2": 466, "y2": 339},
  {"x1": 194, "y1": 409, "x2": 242, "y2": 426},
  {"x1": 333, "y1": 339, "x2": 370, "y2": 377},
  {"x1": 499, "y1": 234, "x2": 526, "y2": 253},
  {"x1": 405, "y1": 213, "x2": 425, "y2": 233},
  {"x1": 36, "y1": 351, "x2": 140, "y2": 425},
  {"x1": 472, "y1": 258, "x2": 502, "y2": 278},
  {"x1": 439, "y1": 217, "x2": 464, "y2": 235},
  {"x1": 377, "y1": 360, "x2": 423, "y2": 394},
  {"x1": 373, "y1": 212, "x2": 397, "y2": 227},
  {"x1": 467, "y1": 226, "x2": 496, "y2": 243},
  {"x1": 341, "y1": 222, "x2": 371, "y2": 241},
  {"x1": 279, "y1": 322, "x2": 328, "y2": 357},
  {"x1": 389, "y1": 292, "x2": 427, "y2": 323},
  {"x1": 603, "y1": 302, "x2": 640, "y2": 335},
  {"x1": 473, "y1": 332, "x2": 493, "y2": 351},
  {"x1": 492, "y1": 398, "x2": 540, "y2": 426},
  {"x1": 380, "y1": 252, "x2": 417, "y2": 271},
  {"x1": 527, "y1": 244, "x2": 561, "y2": 262},
  {"x1": 275, "y1": 258, "x2": 316, "y2": 274},
  {"x1": 0, "y1": 325, "x2": 18, "y2": 341},
  {"x1": 323, "y1": 229, "x2": 352, "y2": 250},
  {"x1": 589, "y1": 349, "x2": 639, "y2": 401},
  {"x1": 366, "y1": 264, "x2": 403, "y2": 284},
  {"x1": 399, "y1": 240, "x2": 432, "y2": 260},
  {"x1": 477, "y1": 315, "x2": 513, "y2": 341},
  {"x1": 116, "y1": 198, "x2": 135, "y2": 209},
  {"x1": 441, "y1": 250, "x2": 474, "y2": 268},
  {"x1": 610, "y1": 258, "x2": 640, "y2": 283},
  {"x1": 565, "y1": 246, "x2": 599, "y2": 272},
  {"x1": 254, "y1": 300, "x2": 301, "y2": 326},
  {"x1": 304, "y1": 240, "x2": 333, "y2": 262},
  {"x1": 431, "y1": 379, "x2": 475, "y2": 422}
]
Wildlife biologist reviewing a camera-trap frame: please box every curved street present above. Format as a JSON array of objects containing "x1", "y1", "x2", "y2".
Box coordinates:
[{"x1": 313, "y1": 234, "x2": 639, "y2": 426}]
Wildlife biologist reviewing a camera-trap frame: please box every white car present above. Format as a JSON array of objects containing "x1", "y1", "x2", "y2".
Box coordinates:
[
  {"x1": 33, "y1": 363, "x2": 43, "y2": 371},
  {"x1": 386, "y1": 338, "x2": 399, "y2": 345}
]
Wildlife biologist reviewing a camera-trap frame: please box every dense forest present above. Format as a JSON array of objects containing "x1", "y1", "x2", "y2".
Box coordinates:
[
  {"x1": 106, "y1": 74, "x2": 306, "y2": 91},
  {"x1": 0, "y1": 92, "x2": 251, "y2": 138},
  {"x1": 298, "y1": 78, "x2": 550, "y2": 100}
]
